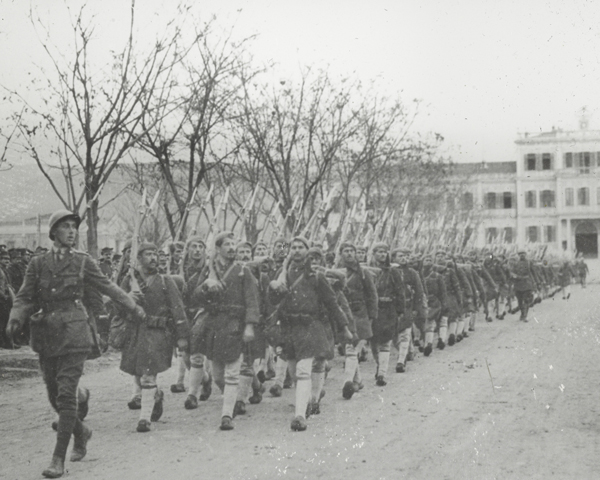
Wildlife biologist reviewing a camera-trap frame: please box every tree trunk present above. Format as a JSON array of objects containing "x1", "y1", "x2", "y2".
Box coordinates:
[{"x1": 86, "y1": 199, "x2": 99, "y2": 258}]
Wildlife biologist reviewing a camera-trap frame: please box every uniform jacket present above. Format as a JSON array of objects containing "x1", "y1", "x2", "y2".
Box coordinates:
[
  {"x1": 341, "y1": 259, "x2": 378, "y2": 340},
  {"x1": 398, "y1": 265, "x2": 426, "y2": 324},
  {"x1": 372, "y1": 264, "x2": 405, "y2": 342},
  {"x1": 270, "y1": 262, "x2": 347, "y2": 360},
  {"x1": 197, "y1": 259, "x2": 260, "y2": 363},
  {"x1": 422, "y1": 265, "x2": 447, "y2": 321},
  {"x1": 120, "y1": 271, "x2": 188, "y2": 376},
  {"x1": 510, "y1": 259, "x2": 536, "y2": 292},
  {"x1": 10, "y1": 249, "x2": 137, "y2": 358}
]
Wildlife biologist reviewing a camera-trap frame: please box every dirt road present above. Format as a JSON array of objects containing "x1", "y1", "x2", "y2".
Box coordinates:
[{"x1": 2, "y1": 276, "x2": 600, "y2": 480}]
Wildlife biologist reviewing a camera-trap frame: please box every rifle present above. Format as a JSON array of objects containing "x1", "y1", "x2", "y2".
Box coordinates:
[
  {"x1": 258, "y1": 199, "x2": 280, "y2": 244},
  {"x1": 190, "y1": 184, "x2": 214, "y2": 237},
  {"x1": 174, "y1": 186, "x2": 198, "y2": 243}
]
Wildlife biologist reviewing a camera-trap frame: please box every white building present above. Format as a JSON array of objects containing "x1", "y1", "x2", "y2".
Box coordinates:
[{"x1": 457, "y1": 122, "x2": 600, "y2": 257}]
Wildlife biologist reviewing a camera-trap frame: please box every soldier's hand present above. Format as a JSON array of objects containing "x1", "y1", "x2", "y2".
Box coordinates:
[
  {"x1": 342, "y1": 326, "x2": 353, "y2": 341},
  {"x1": 129, "y1": 291, "x2": 144, "y2": 304},
  {"x1": 6, "y1": 318, "x2": 20, "y2": 342},
  {"x1": 132, "y1": 305, "x2": 146, "y2": 322},
  {"x1": 243, "y1": 324, "x2": 255, "y2": 343},
  {"x1": 269, "y1": 280, "x2": 287, "y2": 294},
  {"x1": 177, "y1": 339, "x2": 188, "y2": 351},
  {"x1": 203, "y1": 278, "x2": 223, "y2": 293}
]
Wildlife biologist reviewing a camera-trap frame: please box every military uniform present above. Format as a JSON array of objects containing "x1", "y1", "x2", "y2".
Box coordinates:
[
  {"x1": 197, "y1": 253, "x2": 260, "y2": 428},
  {"x1": 269, "y1": 252, "x2": 347, "y2": 430},
  {"x1": 422, "y1": 259, "x2": 447, "y2": 354},
  {"x1": 8, "y1": 238, "x2": 140, "y2": 476},
  {"x1": 509, "y1": 255, "x2": 536, "y2": 321}
]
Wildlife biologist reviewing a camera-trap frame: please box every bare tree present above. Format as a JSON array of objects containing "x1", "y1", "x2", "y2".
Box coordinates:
[
  {"x1": 134, "y1": 20, "x2": 261, "y2": 239},
  {"x1": 232, "y1": 67, "x2": 362, "y2": 233},
  {"x1": 5, "y1": 2, "x2": 198, "y2": 255}
]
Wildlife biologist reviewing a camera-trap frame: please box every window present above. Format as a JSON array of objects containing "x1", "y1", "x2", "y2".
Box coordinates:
[
  {"x1": 565, "y1": 188, "x2": 574, "y2": 206},
  {"x1": 540, "y1": 190, "x2": 555, "y2": 208},
  {"x1": 461, "y1": 192, "x2": 474, "y2": 210},
  {"x1": 597, "y1": 187, "x2": 600, "y2": 205},
  {"x1": 525, "y1": 190, "x2": 537, "y2": 208},
  {"x1": 565, "y1": 152, "x2": 573, "y2": 168},
  {"x1": 503, "y1": 227, "x2": 514, "y2": 244},
  {"x1": 527, "y1": 226, "x2": 539, "y2": 243},
  {"x1": 486, "y1": 228, "x2": 498, "y2": 243},
  {"x1": 578, "y1": 187, "x2": 590, "y2": 206},
  {"x1": 526, "y1": 154, "x2": 536, "y2": 171},
  {"x1": 486, "y1": 192, "x2": 496, "y2": 209},
  {"x1": 542, "y1": 153, "x2": 552, "y2": 170},
  {"x1": 597, "y1": 153, "x2": 600, "y2": 167},
  {"x1": 583, "y1": 152, "x2": 591, "y2": 167},
  {"x1": 544, "y1": 226, "x2": 556, "y2": 243},
  {"x1": 503, "y1": 192, "x2": 513, "y2": 209}
]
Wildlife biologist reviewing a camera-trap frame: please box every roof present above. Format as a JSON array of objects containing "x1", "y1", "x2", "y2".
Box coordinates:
[{"x1": 452, "y1": 161, "x2": 516, "y2": 176}]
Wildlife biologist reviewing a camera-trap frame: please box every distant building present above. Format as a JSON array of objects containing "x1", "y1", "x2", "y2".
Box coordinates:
[{"x1": 457, "y1": 122, "x2": 600, "y2": 257}]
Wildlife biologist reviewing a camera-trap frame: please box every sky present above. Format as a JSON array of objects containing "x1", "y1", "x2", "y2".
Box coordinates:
[{"x1": 1, "y1": 0, "x2": 600, "y2": 164}]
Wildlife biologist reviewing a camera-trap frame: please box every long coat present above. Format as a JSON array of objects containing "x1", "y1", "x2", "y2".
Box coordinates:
[
  {"x1": 510, "y1": 259, "x2": 536, "y2": 292},
  {"x1": 342, "y1": 262, "x2": 378, "y2": 340},
  {"x1": 372, "y1": 266, "x2": 405, "y2": 343},
  {"x1": 270, "y1": 263, "x2": 347, "y2": 361},
  {"x1": 435, "y1": 264, "x2": 462, "y2": 321},
  {"x1": 422, "y1": 266, "x2": 446, "y2": 323},
  {"x1": 10, "y1": 249, "x2": 136, "y2": 358},
  {"x1": 398, "y1": 265, "x2": 426, "y2": 331},
  {"x1": 120, "y1": 272, "x2": 188, "y2": 376},
  {"x1": 197, "y1": 259, "x2": 260, "y2": 364}
]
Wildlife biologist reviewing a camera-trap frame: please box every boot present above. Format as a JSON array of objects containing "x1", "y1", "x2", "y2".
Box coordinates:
[
  {"x1": 127, "y1": 395, "x2": 141, "y2": 410},
  {"x1": 199, "y1": 373, "x2": 212, "y2": 401},
  {"x1": 150, "y1": 389, "x2": 164, "y2": 422},
  {"x1": 77, "y1": 387, "x2": 90, "y2": 421},
  {"x1": 220, "y1": 416, "x2": 234, "y2": 431},
  {"x1": 233, "y1": 400, "x2": 246, "y2": 417},
  {"x1": 290, "y1": 415, "x2": 307, "y2": 432},
  {"x1": 70, "y1": 425, "x2": 92, "y2": 462},
  {"x1": 42, "y1": 456, "x2": 64, "y2": 479},
  {"x1": 184, "y1": 394, "x2": 198, "y2": 410}
]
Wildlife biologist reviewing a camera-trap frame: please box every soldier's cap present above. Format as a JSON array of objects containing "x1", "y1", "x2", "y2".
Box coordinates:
[
  {"x1": 435, "y1": 249, "x2": 446, "y2": 256},
  {"x1": 252, "y1": 241, "x2": 268, "y2": 254},
  {"x1": 8, "y1": 248, "x2": 21, "y2": 257},
  {"x1": 158, "y1": 250, "x2": 168, "y2": 257},
  {"x1": 356, "y1": 246, "x2": 368, "y2": 252},
  {"x1": 518, "y1": 249, "x2": 527, "y2": 254},
  {"x1": 17, "y1": 248, "x2": 27, "y2": 255},
  {"x1": 214, "y1": 231, "x2": 235, "y2": 247},
  {"x1": 307, "y1": 246, "x2": 323, "y2": 258},
  {"x1": 186, "y1": 236, "x2": 206, "y2": 248},
  {"x1": 422, "y1": 253, "x2": 433, "y2": 260},
  {"x1": 392, "y1": 247, "x2": 411, "y2": 256},
  {"x1": 48, "y1": 209, "x2": 81, "y2": 240},
  {"x1": 273, "y1": 237, "x2": 289, "y2": 247},
  {"x1": 137, "y1": 242, "x2": 158, "y2": 255},
  {"x1": 0, "y1": 250, "x2": 9, "y2": 258},
  {"x1": 291, "y1": 236, "x2": 310, "y2": 249},
  {"x1": 371, "y1": 242, "x2": 390, "y2": 252},
  {"x1": 236, "y1": 240, "x2": 253, "y2": 251},
  {"x1": 101, "y1": 247, "x2": 113, "y2": 254},
  {"x1": 112, "y1": 254, "x2": 122, "y2": 261},
  {"x1": 169, "y1": 241, "x2": 185, "y2": 253},
  {"x1": 338, "y1": 241, "x2": 356, "y2": 253}
]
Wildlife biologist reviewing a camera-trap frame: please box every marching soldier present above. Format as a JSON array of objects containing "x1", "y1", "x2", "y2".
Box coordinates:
[
  {"x1": 370, "y1": 243, "x2": 404, "y2": 384},
  {"x1": 421, "y1": 253, "x2": 447, "y2": 355},
  {"x1": 509, "y1": 249, "x2": 536, "y2": 322},
  {"x1": 182, "y1": 236, "x2": 212, "y2": 409},
  {"x1": 196, "y1": 232, "x2": 260, "y2": 430},
  {"x1": 338, "y1": 242, "x2": 378, "y2": 391},
  {"x1": 269, "y1": 237, "x2": 351, "y2": 431},
  {"x1": 6, "y1": 210, "x2": 145, "y2": 478},
  {"x1": 391, "y1": 248, "x2": 425, "y2": 373},
  {"x1": 119, "y1": 242, "x2": 189, "y2": 433},
  {"x1": 434, "y1": 250, "x2": 462, "y2": 347}
]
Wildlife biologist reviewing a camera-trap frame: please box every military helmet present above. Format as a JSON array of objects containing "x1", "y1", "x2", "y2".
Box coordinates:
[{"x1": 48, "y1": 210, "x2": 81, "y2": 240}]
